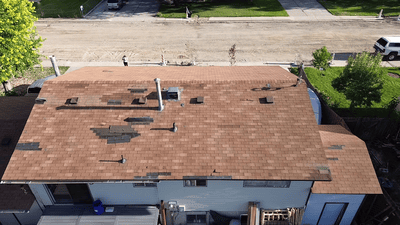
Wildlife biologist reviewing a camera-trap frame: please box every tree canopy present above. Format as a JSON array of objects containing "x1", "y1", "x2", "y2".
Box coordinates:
[
  {"x1": 332, "y1": 52, "x2": 385, "y2": 108},
  {"x1": 0, "y1": 0, "x2": 43, "y2": 83}
]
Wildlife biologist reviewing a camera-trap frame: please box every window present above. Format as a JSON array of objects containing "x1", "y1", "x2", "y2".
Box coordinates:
[
  {"x1": 243, "y1": 180, "x2": 290, "y2": 188},
  {"x1": 389, "y1": 43, "x2": 400, "y2": 47},
  {"x1": 184, "y1": 179, "x2": 207, "y2": 187},
  {"x1": 377, "y1": 38, "x2": 388, "y2": 47},
  {"x1": 187, "y1": 214, "x2": 207, "y2": 223},
  {"x1": 133, "y1": 183, "x2": 157, "y2": 187},
  {"x1": 317, "y1": 203, "x2": 348, "y2": 225}
]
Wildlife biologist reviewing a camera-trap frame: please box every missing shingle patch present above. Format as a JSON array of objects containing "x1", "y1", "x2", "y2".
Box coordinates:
[
  {"x1": 328, "y1": 145, "x2": 345, "y2": 150},
  {"x1": 107, "y1": 99, "x2": 122, "y2": 105},
  {"x1": 327, "y1": 158, "x2": 339, "y2": 161},
  {"x1": 125, "y1": 117, "x2": 154, "y2": 125},
  {"x1": 91, "y1": 126, "x2": 140, "y2": 144},
  {"x1": 129, "y1": 88, "x2": 148, "y2": 93},
  {"x1": 16, "y1": 142, "x2": 42, "y2": 151}
]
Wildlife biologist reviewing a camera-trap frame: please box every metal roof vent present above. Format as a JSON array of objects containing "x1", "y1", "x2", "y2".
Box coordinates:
[
  {"x1": 196, "y1": 96, "x2": 204, "y2": 104},
  {"x1": 35, "y1": 98, "x2": 47, "y2": 104},
  {"x1": 167, "y1": 87, "x2": 181, "y2": 101},
  {"x1": 266, "y1": 96, "x2": 274, "y2": 104},
  {"x1": 138, "y1": 97, "x2": 147, "y2": 104}
]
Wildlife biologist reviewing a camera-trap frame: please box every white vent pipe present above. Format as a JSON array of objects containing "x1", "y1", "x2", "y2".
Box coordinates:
[
  {"x1": 154, "y1": 78, "x2": 164, "y2": 111},
  {"x1": 49, "y1": 55, "x2": 61, "y2": 77}
]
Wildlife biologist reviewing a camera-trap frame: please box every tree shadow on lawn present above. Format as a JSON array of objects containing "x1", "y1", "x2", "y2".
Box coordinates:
[{"x1": 159, "y1": 0, "x2": 287, "y2": 17}]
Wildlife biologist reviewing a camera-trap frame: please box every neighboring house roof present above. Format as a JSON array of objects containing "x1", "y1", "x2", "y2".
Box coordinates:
[
  {"x1": 3, "y1": 66, "x2": 332, "y2": 182},
  {"x1": 0, "y1": 97, "x2": 37, "y2": 211},
  {"x1": 27, "y1": 74, "x2": 57, "y2": 93},
  {"x1": 313, "y1": 125, "x2": 382, "y2": 194}
]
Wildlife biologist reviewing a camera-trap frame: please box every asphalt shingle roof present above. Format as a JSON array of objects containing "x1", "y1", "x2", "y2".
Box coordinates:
[
  {"x1": 313, "y1": 125, "x2": 382, "y2": 194},
  {"x1": 3, "y1": 67, "x2": 333, "y2": 182}
]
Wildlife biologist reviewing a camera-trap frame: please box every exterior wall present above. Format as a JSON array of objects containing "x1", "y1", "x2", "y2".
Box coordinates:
[
  {"x1": 0, "y1": 213, "x2": 19, "y2": 225},
  {"x1": 301, "y1": 194, "x2": 365, "y2": 225},
  {"x1": 28, "y1": 180, "x2": 312, "y2": 214},
  {"x1": 16, "y1": 200, "x2": 43, "y2": 225},
  {"x1": 89, "y1": 183, "x2": 159, "y2": 205},
  {"x1": 158, "y1": 180, "x2": 313, "y2": 212},
  {"x1": 28, "y1": 184, "x2": 52, "y2": 206}
]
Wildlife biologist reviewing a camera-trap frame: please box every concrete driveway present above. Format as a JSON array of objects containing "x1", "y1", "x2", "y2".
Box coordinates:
[{"x1": 85, "y1": 0, "x2": 159, "y2": 20}]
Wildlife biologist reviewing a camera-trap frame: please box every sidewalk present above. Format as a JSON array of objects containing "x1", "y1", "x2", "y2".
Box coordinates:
[{"x1": 40, "y1": 58, "x2": 399, "y2": 75}]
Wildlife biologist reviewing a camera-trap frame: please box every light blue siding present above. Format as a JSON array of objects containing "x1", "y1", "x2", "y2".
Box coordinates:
[
  {"x1": 89, "y1": 183, "x2": 159, "y2": 205},
  {"x1": 301, "y1": 194, "x2": 365, "y2": 225},
  {"x1": 16, "y1": 200, "x2": 43, "y2": 225},
  {"x1": 28, "y1": 184, "x2": 52, "y2": 206},
  {"x1": 158, "y1": 180, "x2": 312, "y2": 211}
]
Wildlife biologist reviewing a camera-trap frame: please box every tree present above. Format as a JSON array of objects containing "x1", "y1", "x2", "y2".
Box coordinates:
[
  {"x1": 312, "y1": 46, "x2": 332, "y2": 70},
  {"x1": 332, "y1": 52, "x2": 385, "y2": 108},
  {"x1": 0, "y1": 0, "x2": 43, "y2": 88}
]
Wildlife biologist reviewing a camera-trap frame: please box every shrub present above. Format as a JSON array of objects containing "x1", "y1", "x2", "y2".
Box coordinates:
[
  {"x1": 332, "y1": 52, "x2": 384, "y2": 108},
  {"x1": 312, "y1": 46, "x2": 332, "y2": 70}
]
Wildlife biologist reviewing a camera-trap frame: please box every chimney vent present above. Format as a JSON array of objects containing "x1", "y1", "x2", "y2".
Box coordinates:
[{"x1": 173, "y1": 122, "x2": 178, "y2": 133}]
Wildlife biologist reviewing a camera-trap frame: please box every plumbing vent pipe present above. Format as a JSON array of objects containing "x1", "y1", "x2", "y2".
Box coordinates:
[
  {"x1": 154, "y1": 78, "x2": 164, "y2": 111},
  {"x1": 49, "y1": 55, "x2": 61, "y2": 77}
]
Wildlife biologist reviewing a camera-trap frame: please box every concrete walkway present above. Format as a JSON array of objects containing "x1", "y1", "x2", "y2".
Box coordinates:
[{"x1": 277, "y1": 0, "x2": 334, "y2": 19}]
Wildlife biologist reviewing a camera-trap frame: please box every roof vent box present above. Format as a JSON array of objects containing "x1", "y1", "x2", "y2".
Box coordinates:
[{"x1": 167, "y1": 87, "x2": 181, "y2": 100}]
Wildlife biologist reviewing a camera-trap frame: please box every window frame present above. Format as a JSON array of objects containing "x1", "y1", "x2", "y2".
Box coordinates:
[{"x1": 183, "y1": 179, "x2": 207, "y2": 187}]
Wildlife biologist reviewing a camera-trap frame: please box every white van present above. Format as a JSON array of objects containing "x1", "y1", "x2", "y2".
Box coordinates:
[
  {"x1": 107, "y1": 0, "x2": 123, "y2": 9},
  {"x1": 374, "y1": 37, "x2": 400, "y2": 61}
]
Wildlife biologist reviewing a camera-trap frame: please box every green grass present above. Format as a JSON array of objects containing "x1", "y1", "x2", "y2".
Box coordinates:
[
  {"x1": 158, "y1": 0, "x2": 288, "y2": 18},
  {"x1": 319, "y1": 0, "x2": 400, "y2": 16},
  {"x1": 306, "y1": 66, "x2": 400, "y2": 117},
  {"x1": 34, "y1": 0, "x2": 102, "y2": 18}
]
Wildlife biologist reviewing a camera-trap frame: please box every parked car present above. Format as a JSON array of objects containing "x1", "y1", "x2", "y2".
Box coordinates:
[
  {"x1": 374, "y1": 36, "x2": 400, "y2": 61},
  {"x1": 107, "y1": 0, "x2": 123, "y2": 10}
]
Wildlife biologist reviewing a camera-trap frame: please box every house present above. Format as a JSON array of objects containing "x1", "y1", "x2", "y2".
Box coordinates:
[
  {"x1": 0, "y1": 97, "x2": 43, "y2": 225},
  {"x1": 0, "y1": 66, "x2": 382, "y2": 225}
]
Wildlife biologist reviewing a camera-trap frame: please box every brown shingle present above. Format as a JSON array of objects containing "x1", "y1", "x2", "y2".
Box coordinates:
[
  {"x1": 313, "y1": 125, "x2": 382, "y2": 194},
  {"x1": 3, "y1": 67, "x2": 331, "y2": 181}
]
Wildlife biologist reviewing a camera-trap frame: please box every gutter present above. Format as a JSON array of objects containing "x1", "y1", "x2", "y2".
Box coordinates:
[{"x1": 0, "y1": 180, "x2": 161, "y2": 184}]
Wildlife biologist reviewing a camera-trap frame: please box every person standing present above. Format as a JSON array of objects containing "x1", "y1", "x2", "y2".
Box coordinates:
[{"x1": 122, "y1": 55, "x2": 128, "y2": 66}]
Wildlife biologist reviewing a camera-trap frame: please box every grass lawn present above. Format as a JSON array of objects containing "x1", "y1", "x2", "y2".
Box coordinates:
[
  {"x1": 34, "y1": 0, "x2": 102, "y2": 18},
  {"x1": 319, "y1": 0, "x2": 400, "y2": 16},
  {"x1": 158, "y1": 0, "x2": 288, "y2": 18},
  {"x1": 305, "y1": 66, "x2": 400, "y2": 117}
]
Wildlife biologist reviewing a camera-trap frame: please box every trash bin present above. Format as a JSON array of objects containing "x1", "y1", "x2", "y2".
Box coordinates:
[{"x1": 93, "y1": 200, "x2": 105, "y2": 215}]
